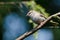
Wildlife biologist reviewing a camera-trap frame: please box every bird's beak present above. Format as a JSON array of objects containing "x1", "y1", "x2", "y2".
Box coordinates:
[
  {"x1": 26, "y1": 10, "x2": 31, "y2": 16},
  {"x1": 26, "y1": 13, "x2": 28, "y2": 16}
]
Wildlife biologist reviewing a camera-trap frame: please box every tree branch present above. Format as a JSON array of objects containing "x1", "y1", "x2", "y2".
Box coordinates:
[{"x1": 16, "y1": 13, "x2": 60, "y2": 40}]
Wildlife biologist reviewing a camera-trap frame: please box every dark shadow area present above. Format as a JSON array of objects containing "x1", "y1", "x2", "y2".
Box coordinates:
[{"x1": 35, "y1": 0, "x2": 60, "y2": 15}]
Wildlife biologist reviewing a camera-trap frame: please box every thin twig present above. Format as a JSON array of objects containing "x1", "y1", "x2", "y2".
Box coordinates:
[
  {"x1": 0, "y1": 2, "x2": 21, "y2": 4},
  {"x1": 16, "y1": 13, "x2": 60, "y2": 40}
]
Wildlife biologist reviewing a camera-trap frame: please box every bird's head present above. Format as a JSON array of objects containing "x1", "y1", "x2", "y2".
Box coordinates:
[{"x1": 26, "y1": 10, "x2": 33, "y2": 16}]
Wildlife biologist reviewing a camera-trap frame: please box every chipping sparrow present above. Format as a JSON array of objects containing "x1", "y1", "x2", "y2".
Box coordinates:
[{"x1": 26, "y1": 10, "x2": 46, "y2": 24}]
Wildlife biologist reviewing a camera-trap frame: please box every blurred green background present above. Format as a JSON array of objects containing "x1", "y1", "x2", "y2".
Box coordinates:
[{"x1": 0, "y1": 0, "x2": 60, "y2": 40}]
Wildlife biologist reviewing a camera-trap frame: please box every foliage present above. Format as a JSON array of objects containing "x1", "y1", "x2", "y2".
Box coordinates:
[{"x1": 0, "y1": 0, "x2": 60, "y2": 40}]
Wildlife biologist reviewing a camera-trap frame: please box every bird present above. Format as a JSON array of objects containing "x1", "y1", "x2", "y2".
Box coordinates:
[{"x1": 26, "y1": 10, "x2": 46, "y2": 24}]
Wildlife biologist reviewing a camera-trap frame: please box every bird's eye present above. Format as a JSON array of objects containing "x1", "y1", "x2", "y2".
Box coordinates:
[
  {"x1": 26, "y1": 12, "x2": 31, "y2": 16},
  {"x1": 28, "y1": 12, "x2": 31, "y2": 15},
  {"x1": 40, "y1": 14, "x2": 44, "y2": 17},
  {"x1": 28, "y1": 11, "x2": 32, "y2": 15}
]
